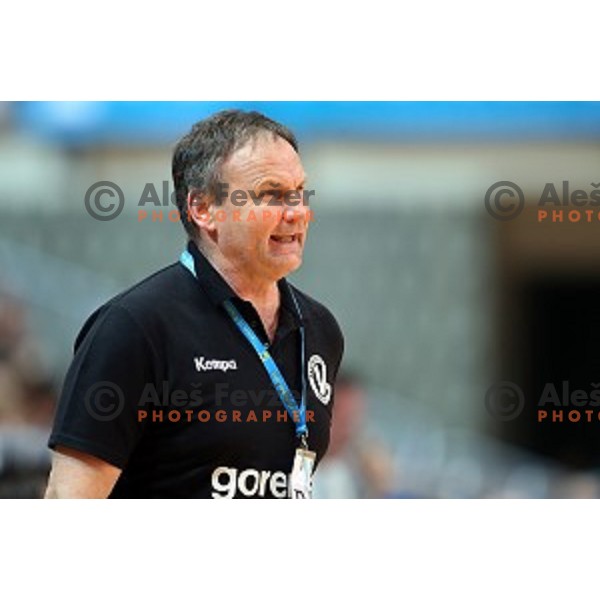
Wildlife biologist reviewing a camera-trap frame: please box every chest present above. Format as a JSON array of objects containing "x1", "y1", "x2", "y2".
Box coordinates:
[{"x1": 145, "y1": 309, "x2": 335, "y2": 470}]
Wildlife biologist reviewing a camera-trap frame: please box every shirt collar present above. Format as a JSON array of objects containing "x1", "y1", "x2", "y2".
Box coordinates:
[{"x1": 185, "y1": 240, "x2": 301, "y2": 326}]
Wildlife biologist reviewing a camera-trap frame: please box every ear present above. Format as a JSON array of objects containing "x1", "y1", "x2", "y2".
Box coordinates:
[{"x1": 187, "y1": 190, "x2": 216, "y2": 235}]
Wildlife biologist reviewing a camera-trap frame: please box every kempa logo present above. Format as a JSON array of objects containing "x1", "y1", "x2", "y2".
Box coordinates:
[
  {"x1": 211, "y1": 466, "x2": 288, "y2": 499},
  {"x1": 308, "y1": 354, "x2": 332, "y2": 405},
  {"x1": 194, "y1": 356, "x2": 238, "y2": 372}
]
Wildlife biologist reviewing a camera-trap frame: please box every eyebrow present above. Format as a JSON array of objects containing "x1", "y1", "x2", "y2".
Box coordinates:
[
  {"x1": 256, "y1": 178, "x2": 307, "y2": 189},
  {"x1": 257, "y1": 179, "x2": 282, "y2": 189}
]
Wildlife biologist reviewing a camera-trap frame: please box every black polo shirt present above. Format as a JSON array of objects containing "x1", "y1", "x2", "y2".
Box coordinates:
[{"x1": 48, "y1": 240, "x2": 344, "y2": 498}]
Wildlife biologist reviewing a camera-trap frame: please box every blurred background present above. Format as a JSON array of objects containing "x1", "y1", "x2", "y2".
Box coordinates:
[{"x1": 2, "y1": 101, "x2": 600, "y2": 498}]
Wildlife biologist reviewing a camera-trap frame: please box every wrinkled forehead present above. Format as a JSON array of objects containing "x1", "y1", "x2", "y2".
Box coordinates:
[{"x1": 220, "y1": 132, "x2": 305, "y2": 186}]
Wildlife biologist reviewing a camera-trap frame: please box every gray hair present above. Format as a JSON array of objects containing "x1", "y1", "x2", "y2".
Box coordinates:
[{"x1": 172, "y1": 109, "x2": 299, "y2": 238}]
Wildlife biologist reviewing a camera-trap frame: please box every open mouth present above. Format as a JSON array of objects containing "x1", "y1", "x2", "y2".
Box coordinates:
[{"x1": 270, "y1": 233, "x2": 300, "y2": 244}]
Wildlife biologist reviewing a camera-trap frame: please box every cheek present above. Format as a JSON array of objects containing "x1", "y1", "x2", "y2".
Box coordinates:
[
  {"x1": 216, "y1": 207, "x2": 282, "y2": 248},
  {"x1": 258, "y1": 207, "x2": 283, "y2": 229},
  {"x1": 219, "y1": 221, "x2": 266, "y2": 254},
  {"x1": 216, "y1": 218, "x2": 246, "y2": 248}
]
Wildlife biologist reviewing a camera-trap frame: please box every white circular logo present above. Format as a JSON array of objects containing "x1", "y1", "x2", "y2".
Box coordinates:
[{"x1": 308, "y1": 354, "x2": 332, "y2": 405}]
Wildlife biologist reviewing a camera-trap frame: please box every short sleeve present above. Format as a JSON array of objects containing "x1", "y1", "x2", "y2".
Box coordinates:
[
  {"x1": 323, "y1": 306, "x2": 344, "y2": 382},
  {"x1": 329, "y1": 315, "x2": 345, "y2": 411},
  {"x1": 48, "y1": 304, "x2": 158, "y2": 469},
  {"x1": 333, "y1": 319, "x2": 344, "y2": 379}
]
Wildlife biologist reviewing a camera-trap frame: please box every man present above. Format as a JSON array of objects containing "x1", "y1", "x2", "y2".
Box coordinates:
[{"x1": 45, "y1": 109, "x2": 344, "y2": 498}]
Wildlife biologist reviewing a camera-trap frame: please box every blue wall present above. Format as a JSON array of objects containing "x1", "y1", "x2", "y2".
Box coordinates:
[{"x1": 15, "y1": 101, "x2": 600, "y2": 145}]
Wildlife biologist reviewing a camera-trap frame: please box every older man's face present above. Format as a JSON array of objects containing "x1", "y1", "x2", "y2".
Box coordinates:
[{"x1": 214, "y1": 134, "x2": 310, "y2": 282}]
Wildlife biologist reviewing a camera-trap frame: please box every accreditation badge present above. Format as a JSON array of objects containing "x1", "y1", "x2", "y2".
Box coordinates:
[{"x1": 289, "y1": 447, "x2": 316, "y2": 499}]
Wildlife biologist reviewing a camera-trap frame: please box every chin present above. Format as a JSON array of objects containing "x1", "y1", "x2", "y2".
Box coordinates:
[{"x1": 269, "y1": 254, "x2": 303, "y2": 279}]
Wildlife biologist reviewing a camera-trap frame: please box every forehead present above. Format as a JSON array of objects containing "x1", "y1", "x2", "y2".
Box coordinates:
[{"x1": 221, "y1": 133, "x2": 305, "y2": 185}]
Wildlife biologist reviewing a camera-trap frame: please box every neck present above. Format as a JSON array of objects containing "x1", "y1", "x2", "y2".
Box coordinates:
[{"x1": 197, "y1": 243, "x2": 281, "y2": 336}]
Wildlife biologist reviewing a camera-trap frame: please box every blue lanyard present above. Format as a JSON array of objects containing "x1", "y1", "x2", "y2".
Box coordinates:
[{"x1": 179, "y1": 249, "x2": 308, "y2": 445}]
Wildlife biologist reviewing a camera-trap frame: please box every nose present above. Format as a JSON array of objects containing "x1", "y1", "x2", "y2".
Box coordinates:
[
  {"x1": 282, "y1": 204, "x2": 309, "y2": 224},
  {"x1": 282, "y1": 208, "x2": 298, "y2": 223}
]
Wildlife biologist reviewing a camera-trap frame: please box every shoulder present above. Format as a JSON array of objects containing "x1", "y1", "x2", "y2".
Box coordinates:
[
  {"x1": 74, "y1": 263, "x2": 194, "y2": 351},
  {"x1": 287, "y1": 283, "x2": 341, "y2": 325},
  {"x1": 109, "y1": 262, "x2": 191, "y2": 315},
  {"x1": 287, "y1": 283, "x2": 344, "y2": 348}
]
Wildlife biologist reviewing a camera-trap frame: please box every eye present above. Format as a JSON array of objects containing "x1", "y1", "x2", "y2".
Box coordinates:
[{"x1": 260, "y1": 190, "x2": 282, "y2": 203}]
